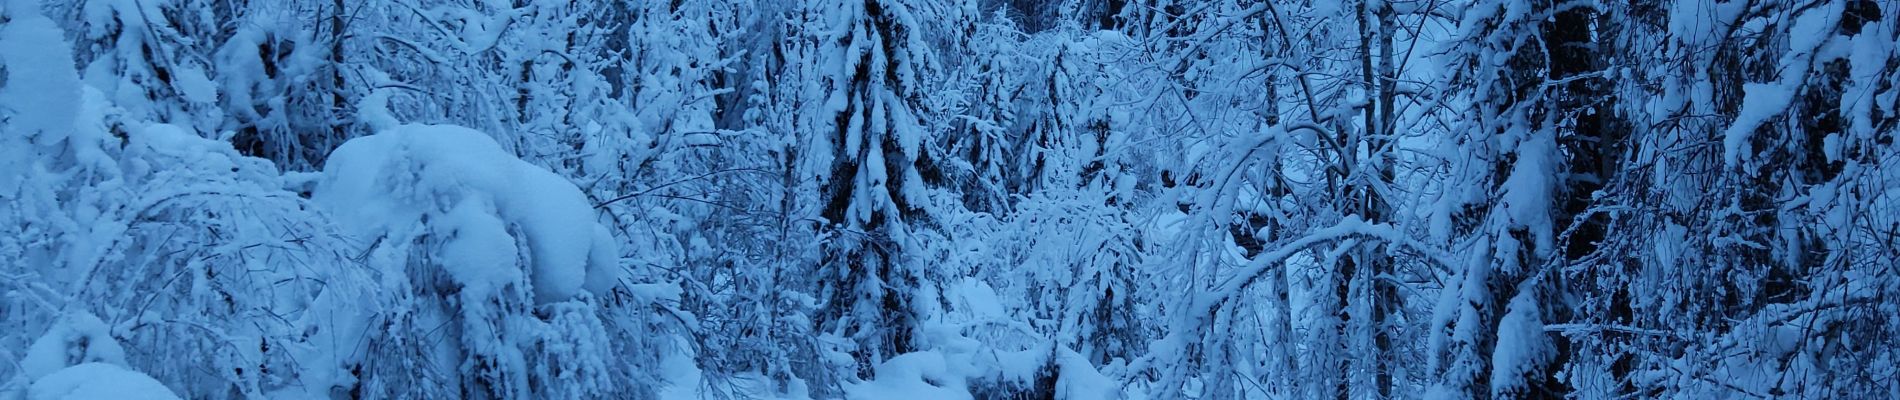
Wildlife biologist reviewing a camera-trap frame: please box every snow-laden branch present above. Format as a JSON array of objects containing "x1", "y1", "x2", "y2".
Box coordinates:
[
  {"x1": 1188, "y1": 215, "x2": 1453, "y2": 324},
  {"x1": 1143, "y1": 215, "x2": 1456, "y2": 392}
]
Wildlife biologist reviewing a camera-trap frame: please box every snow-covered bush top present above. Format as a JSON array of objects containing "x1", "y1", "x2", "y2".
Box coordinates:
[{"x1": 315, "y1": 124, "x2": 621, "y2": 303}]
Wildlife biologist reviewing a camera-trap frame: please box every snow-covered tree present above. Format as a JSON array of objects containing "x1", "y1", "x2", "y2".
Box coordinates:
[
  {"x1": 1563, "y1": 1, "x2": 1900, "y2": 398},
  {"x1": 785, "y1": 0, "x2": 950, "y2": 381},
  {"x1": 6, "y1": 0, "x2": 1899, "y2": 398}
]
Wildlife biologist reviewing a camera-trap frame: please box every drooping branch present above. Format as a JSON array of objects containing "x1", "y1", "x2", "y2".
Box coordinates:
[{"x1": 1190, "y1": 215, "x2": 1456, "y2": 325}]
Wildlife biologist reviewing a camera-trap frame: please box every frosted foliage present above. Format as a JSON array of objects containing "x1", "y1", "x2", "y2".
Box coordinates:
[{"x1": 4, "y1": 0, "x2": 1898, "y2": 399}]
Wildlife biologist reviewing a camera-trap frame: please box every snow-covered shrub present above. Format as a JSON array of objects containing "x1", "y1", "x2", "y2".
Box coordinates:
[
  {"x1": 316, "y1": 124, "x2": 622, "y2": 304},
  {"x1": 312, "y1": 124, "x2": 648, "y2": 398},
  {"x1": 1, "y1": 4, "x2": 369, "y2": 397},
  {"x1": 75, "y1": 123, "x2": 371, "y2": 398}
]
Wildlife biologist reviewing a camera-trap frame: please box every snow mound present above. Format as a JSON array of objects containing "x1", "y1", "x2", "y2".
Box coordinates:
[
  {"x1": 315, "y1": 124, "x2": 621, "y2": 303},
  {"x1": 27, "y1": 363, "x2": 180, "y2": 400},
  {"x1": 14, "y1": 312, "x2": 175, "y2": 400},
  {"x1": 847, "y1": 351, "x2": 973, "y2": 400},
  {"x1": 1052, "y1": 349, "x2": 1118, "y2": 400},
  {"x1": 20, "y1": 312, "x2": 126, "y2": 382}
]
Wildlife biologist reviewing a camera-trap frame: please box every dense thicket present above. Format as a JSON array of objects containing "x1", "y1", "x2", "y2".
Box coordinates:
[{"x1": 2, "y1": 0, "x2": 1895, "y2": 399}]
